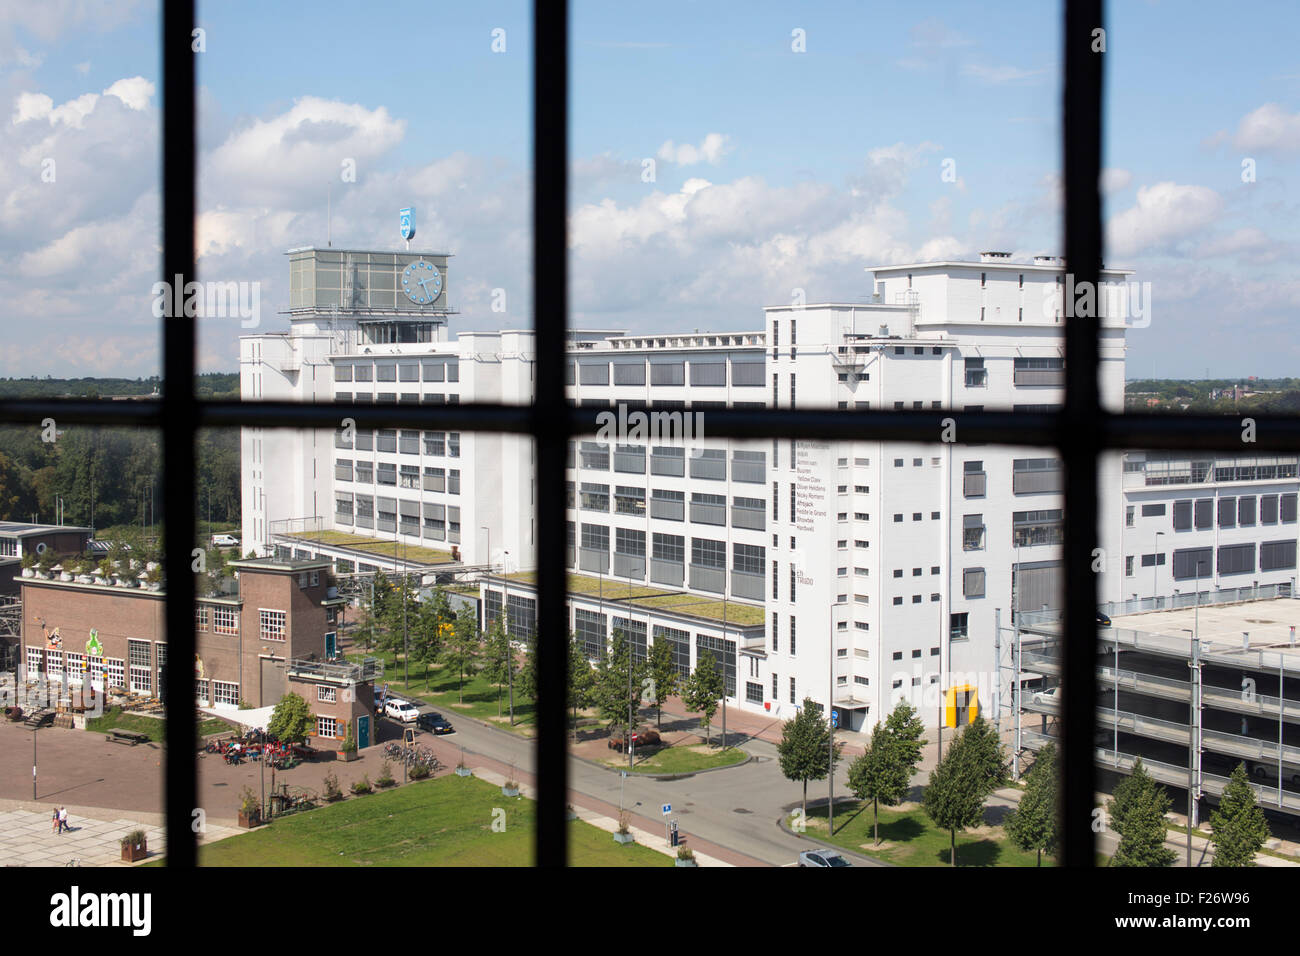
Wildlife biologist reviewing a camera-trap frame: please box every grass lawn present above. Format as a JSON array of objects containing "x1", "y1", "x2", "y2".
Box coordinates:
[
  {"x1": 496, "y1": 571, "x2": 765, "y2": 627},
  {"x1": 282, "y1": 529, "x2": 453, "y2": 566},
  {"x1": 86, "y1": 706, "x2": 230, "y2": 742},
  {"x1": 795, "y1": 801, "x2": 1054, "y2": 867},
  {"x1": 610, "y1": 744, "x2": 749, "y2": 775},
  {"x1": 188, "y1": 774, "x2": 672, "y2": 866}
]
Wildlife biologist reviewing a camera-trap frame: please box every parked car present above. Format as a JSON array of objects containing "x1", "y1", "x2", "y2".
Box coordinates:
[
  {"x1": 798, "y1": 849, "x2": 852, "y2": 867},
  {"x1": 1096, "y1": 610, "x2": 1112, "y2": 627},
  {"x1": 1032, "y1": 685, "x2": 1062, "y2": 706},
  {"x1": 1247, "y1": 761, "x2": 1300, "y2": 788},
  {"x1": 416, "y1": 711, "x2": 455, "y2": 735},
  {"x1": 211, "y1": 533, "x2": 240, "y2": 548},
  {"x1": 607, "y1": 728, "x2": 662, "y2": 752},
  {"x1": 384, "y1": 699, "x2": 420, "y2": 723}
]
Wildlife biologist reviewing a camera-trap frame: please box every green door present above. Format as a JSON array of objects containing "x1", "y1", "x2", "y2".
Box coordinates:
[
  {"x1": 325, "y1": 632, "x2": 337, "y2": 658},
  {"x1": 357, "y1": 715, "x2": 370, "y2": 750}
]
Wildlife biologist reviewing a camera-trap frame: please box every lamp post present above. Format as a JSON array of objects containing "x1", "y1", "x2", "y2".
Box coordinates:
[
  {"x1": 624, "y1": 559, "x2": 643, "y2": 769},
  {"x1": 829, "y1": 601, "x2": 844, "y2": 835},
  {"x1": 1154, "y1": 531, "x2": 1164, "y2": 607}
]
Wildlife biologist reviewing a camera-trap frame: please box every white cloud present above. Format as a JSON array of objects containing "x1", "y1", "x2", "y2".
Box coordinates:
[
  {"x1": 656, "y1": 132, "x2": 731, "y2": 166},
  {"x1": 1105, "y1": 181, "x2": 1223, "y2": 257},
  {"x1": 1100, "y1": 168, "x2": 1132, "y2": 195},
  {"x1": 103, "y1": 76, "x2": 153, "y2": 111},
  {"x1": 1233, "y1": 103, "x2": 1300, "y2": 154}
]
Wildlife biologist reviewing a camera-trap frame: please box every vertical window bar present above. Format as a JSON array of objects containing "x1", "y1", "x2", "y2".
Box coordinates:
[
  {"x1": 162, "y1": 0, "x2": 198, "y2": 869},
  {"x1": 1061, "y1": 0, "x2": 1104, "y2": 867},
  {"x1": 533, "y1": 0, "x2": 569, "y2": 867}
]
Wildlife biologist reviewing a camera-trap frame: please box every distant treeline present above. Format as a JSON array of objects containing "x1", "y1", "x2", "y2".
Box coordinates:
[
  {"x1": 0, "y1": 373, "x2": 238, "y2": 399},
  {"x1": 0, "y1": 425, "x2": 239, "y2": 530},
  {"x1": 1125, "y1": 378, "x2": 1300, "y2": 414}
]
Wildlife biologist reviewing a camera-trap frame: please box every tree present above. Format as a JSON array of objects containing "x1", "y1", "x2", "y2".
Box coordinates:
[
  {"x1": 267, "y1": 692, "x2": 313, "y2": 744},
  {"x1": 1209, "y1": 763, "x2": 1269, "y2": 867},
  {"x1": 594, "y1": 629, "x2": 644, "y2": 750},
  {"x1": 568, "y1": 634, "x2": 596, "y2": 740},
  {"x1": 960, "y1": 715, "x2": 1008, "y2": 793},
  {"x1": 777, "y1": 697, "x2": 841, "y2": 819},
  {"x1": 883, "y1": 699, "x2": 927, "y2": 772},
  {"x1": 646, "y1": 637, "x2": 679, "y2": 728},
  {"x1": 842, "y1": 717, "x2": 915, "y2": 842},
  {"x1": 923, "y1": 722, "x2": 995, "y2": 866},
  {"x1": 682, "y1": 649, "x2": 725, "y2": 746},
  {"x1": 412, "y1": 594, "x2": 451, "y2": 690},
  {"x1": 441, "y1": 611, "x2": 481, "y2": 704},
  {"x1": 482, "y1": 618, "x2": 513, "y2": 718},
  {"x1": 1108, "y1": 758, "x2": 1177, "y2": 867},
  {"x1": 1005, "y1": 743, "x2": 1058, "y2": 866}
]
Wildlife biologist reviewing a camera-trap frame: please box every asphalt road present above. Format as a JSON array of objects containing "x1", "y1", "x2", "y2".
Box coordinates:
[{"x1": 402, "y1": 707, "x2": 888, "y2": 867}]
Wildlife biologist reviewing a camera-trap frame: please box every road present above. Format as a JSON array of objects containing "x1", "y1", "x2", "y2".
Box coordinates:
[{"x1": 406, "y1": 708, "x2": 887, "y2": 867}]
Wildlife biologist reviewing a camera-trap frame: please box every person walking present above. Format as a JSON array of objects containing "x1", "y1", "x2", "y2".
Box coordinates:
[
  {"x1": 58, "y1": 806, "x2": 68, "y2": 834},
  {"x1": 51, "y1": 808, "x2": 59, "y2": 834}
]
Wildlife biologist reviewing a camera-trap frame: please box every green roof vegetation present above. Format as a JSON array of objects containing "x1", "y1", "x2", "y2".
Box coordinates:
[
  {"x1": 281, "y1": 529, "x2": 454, "y2": 566},
  {"x1": 495, "y1": 571, "x2": 764, "y2": 628}
]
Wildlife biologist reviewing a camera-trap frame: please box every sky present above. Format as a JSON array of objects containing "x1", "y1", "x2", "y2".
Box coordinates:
[{"x1": 0, "y1": 0, "x2": 1297, "y2": 379}]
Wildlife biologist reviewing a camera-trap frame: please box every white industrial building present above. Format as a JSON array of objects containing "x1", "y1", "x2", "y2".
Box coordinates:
[{"x1": 241, "y1": 245, "x2": 1300, "y2": 730}]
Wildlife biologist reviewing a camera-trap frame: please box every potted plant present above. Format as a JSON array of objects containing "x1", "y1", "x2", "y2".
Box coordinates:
[
  {"x1": 237, "y1": 786, "x2": 261, "y2": 828},
  {"x1": 613, "y1": 810, "x2": 635, "y2": 845},
  {"x1": 349, "y1": 775, "x2": 372, "y2": 795},
  {"x1": 117, "y1": 563, "x2": 139, "y2": 588},
  {"x1": 566, "y1": 803, "x2": 579, "y2": 822},
  {"x1": 35, "y1": 550, "x2": 56, "y2": 579},
  {"x1": 675, "y1": 846, "x2": 697, "y2": 867},
  {"x1": 455, "y1": 747, "x2": 472, "y2": 777},
  {"x1": 502, "y1": 778, "x2": 520, "y2": 797},
  {"x1": 321, "y1": 771, "x2": 343, "y2": 802},
  {"x1": 57, "y1": 560, "x2": 73, "y2": 582},
  {"x1": 120, "y1": 829, "x2": 148, "y2": 863},
  {"x1": 337, "y1": 722, "x2": 358, "y2": 762},
  {"x1": 20, "y1": 553, "x2": 35, "y2": 578},
  {"x1": 409, "y1": 763, "x2": 431, "y2": 780},
  {"x1": 95, "y1": 558, "x2": 113, "y2": 585},
  {"x1": 143, "y1": 566, "x2": 163, "y2": 592},
  {"x1": 74, "y1": 559, "x2": 94, "y2": 584},
  {"x1": 375, "y1": 760, "x2": 396, "y2": 788}
]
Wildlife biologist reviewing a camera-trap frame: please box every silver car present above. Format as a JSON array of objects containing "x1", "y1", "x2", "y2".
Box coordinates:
[{"x1": 798, "y1": 849, "x2": 852, "y2": 867}]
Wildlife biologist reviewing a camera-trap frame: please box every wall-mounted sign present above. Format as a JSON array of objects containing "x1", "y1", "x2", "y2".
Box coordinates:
[
  {"x1": 46, "y1": 626, "x2": 61, "y2": 650},
  {"x1": 86, "y1": 629, "x2": 102, "y2": 657}
]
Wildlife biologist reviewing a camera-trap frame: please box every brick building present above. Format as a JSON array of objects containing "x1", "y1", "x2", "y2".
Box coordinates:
[{"x1": 19, "y1": 556, "x2": 371, "y2": 744}]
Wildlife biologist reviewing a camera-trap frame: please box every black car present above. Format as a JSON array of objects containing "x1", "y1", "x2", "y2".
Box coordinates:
[
  {"x1": 1096, "y1": 610, "x2": 1112, "y2": 627},
  {"x1": 417, "y1": 711, "x2": 454, "y2": 735}
]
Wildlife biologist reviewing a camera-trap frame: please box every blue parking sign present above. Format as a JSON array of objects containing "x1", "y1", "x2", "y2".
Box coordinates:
[
  {"x1": 399, "y1": 206, "x2": 415, "y2": 241},
  {"x1": 661, "y1": 804, "x2": 671, "y2": 816}
]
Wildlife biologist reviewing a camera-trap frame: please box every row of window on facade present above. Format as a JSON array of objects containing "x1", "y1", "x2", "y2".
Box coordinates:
[
  {"x1": 1130, "y1": 457, "x2": 1300, "y2": 486},
  {"x1": 334, "y1": 495, "x2": 462, "y2": 541},
  {"x1": 572, "y1": 443, "x2": 766, "y2": 483},
  {"x1": 334, "y1": 359, "x2": 459, "y2": 384},
  {"x1": 194, "y1": 605, "x2": 291, "y2": 641},
  {"x1": 567, "y1": 357, "x2": 766, "y2": 388},
  {"x1": 1124, "y1": 494, "x2": 1300, "y2": 530},
  {"x1": 1123, "y1": 541, "x2": 1298, "y2": 578},
  {"x1": 336, "y1": 460, "x2": 462, "y2": 493},
  {"x1": 335, "y1": 429, "x2": 461, "y2": 456}
]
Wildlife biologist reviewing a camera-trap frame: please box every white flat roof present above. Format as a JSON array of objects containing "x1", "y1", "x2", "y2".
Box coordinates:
[{"x1": 1112, "y1": 598, "x2": 1300, "y2": 658}]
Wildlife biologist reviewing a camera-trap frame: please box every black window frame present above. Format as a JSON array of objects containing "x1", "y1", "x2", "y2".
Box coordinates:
[{"x1": 22, "y1": 0, "x2": 1292, "y2": 868}]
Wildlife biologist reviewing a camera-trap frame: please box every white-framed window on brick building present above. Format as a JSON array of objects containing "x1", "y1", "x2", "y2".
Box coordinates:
[
  {"x1": 196, "y1": 605, "x2": 208, "y2": 631},
  {"x1": 213, "y1": 681, "x2": 239, "y2": 707},
  {"x1": 105, "y1": 657, "x2": 125, "y2": 692},
  {"x1": 318, "y1": 685, "x2": 337, "y2": 703},
  {"x1": 260, "y1": 609, "x2": 287, "y2": 642},
  {"x1": 213, "y1": 606, "x2": 238, "y2": 635},
  {"x1": 65, "y1": 651, "x2": 86, "y2": 684},
  {"x1": 128, "y1": 639, "x2": 152, "y2": 694},
  {"x1": 26, "y1": 645, "x2": 43, "y2": 681},
  {"x1": 316, "y1": 715, "x2": 339, "y2": 739},
  {"x1": 195, "y1": 679, "x2": 210, "y2": 706}
]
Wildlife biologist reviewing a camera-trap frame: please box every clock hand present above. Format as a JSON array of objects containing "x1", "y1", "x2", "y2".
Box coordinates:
[{"x1": 417, "y1": 276, "x2": 438, "y2": 296}]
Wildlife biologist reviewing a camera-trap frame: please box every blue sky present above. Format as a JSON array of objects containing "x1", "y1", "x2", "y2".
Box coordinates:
[{"x1": 1, "y1": 0, "x2": 1297, "y2": 378}]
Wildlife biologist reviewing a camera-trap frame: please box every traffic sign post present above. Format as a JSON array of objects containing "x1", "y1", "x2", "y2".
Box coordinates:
[{"x1": 662, "y1": 803, "x2": 672, "y2": 844}]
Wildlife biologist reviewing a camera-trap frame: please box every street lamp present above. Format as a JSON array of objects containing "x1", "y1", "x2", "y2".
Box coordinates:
[{"x1": 1154, "y1": 531, "x2": 1165, "y2": 607}]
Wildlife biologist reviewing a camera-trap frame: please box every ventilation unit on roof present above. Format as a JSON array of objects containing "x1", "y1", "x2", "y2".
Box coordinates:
[{"x1": 979, "y1": 251, "x2": 1012, "y2": 262}]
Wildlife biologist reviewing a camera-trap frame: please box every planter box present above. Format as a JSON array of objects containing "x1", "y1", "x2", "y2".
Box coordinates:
[
  {"x1": 237, "y1": 810, "x2": 261, "y2": 829},
  {"x1": 675, "y1": 858, "x2": 698, "y2": 867},
  {"x1": 337, "y1": 750, "x2": 358, "y2": 762},
  {"x1": 613, "y1": 832, "x2": 635, "y2": 845},
  {"x1": 502, "y1": 786, "x2": 520, "y2": 797},
  {"x1": 455, "y1": 766, "x2": 472, "y2": 777},
  {"x1": 121, "y1": 842, "x2": 148, "y2": 863}
]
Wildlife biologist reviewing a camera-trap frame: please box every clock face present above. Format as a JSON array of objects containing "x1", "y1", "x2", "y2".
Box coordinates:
[{"x1": 401, "y1": 259, "x2": 443, "y2": 304}]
